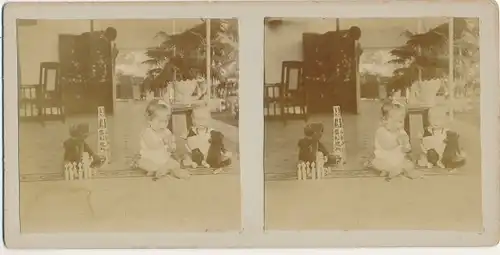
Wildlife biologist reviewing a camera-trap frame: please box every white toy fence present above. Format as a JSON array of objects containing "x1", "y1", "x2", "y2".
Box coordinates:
[
  {"x1": 297, "y1": 158, "x2": 332, "y2": 181},
  {"x1": 63, "y1": 152, "x2": 97, "y2": 181}
]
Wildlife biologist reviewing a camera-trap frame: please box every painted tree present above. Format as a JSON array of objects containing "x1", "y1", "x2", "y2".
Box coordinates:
[
  {"x1": 143, "y1": 19, "x2": 239, "y2": 90},
  {"x1": 387, "y1": 18, "x2": 479, "y2": 94},
  {"x1": 359, "y1": 49, "x2": 397, "y2": 99}
]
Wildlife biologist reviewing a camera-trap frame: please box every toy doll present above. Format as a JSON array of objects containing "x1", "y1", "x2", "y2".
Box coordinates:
[
  {"x1": 418, "y1": 106, "x2": 466, "y2": 170},
  {"x1": 184, "y1": 124, "x2": 212, "y2": 168}
]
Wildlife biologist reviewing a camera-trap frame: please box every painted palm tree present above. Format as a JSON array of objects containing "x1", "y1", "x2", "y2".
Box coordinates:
[
  {"x1": 143, "y1": 19, "x2": 239, "y2": 90},
  {"x1": 387, "y1": 18, "x2": 479, "y2": 93}
]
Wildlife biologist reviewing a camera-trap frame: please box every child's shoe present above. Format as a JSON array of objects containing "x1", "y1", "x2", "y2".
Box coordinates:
[
  {"x1": 437, "y1": 161, "x2": 445, "y2": 168},
  {"x1": 379, "y1": 170, "x2": 388, "y2": 177},
  {"x1": 385, "y1": 170, "x2": 401, "y2": 181},
  {"x1": 182, "y1": 157, "x2": 198, "y2": 168},
  {"x1": 201, "y1": 161, "x2": 210, "y2": 168},
  {"x1": 405, "y1": 170, "x2": 423, "y2": 179},
  {"x1": 213, "y1": 168, "x2": 224, "y2": 174},
  {"x1": 171, "y1": 168, "x2": 191, "y2": 180},
  {"x1": 152, "y1": 170, "x2": 168, "y2": 181}
]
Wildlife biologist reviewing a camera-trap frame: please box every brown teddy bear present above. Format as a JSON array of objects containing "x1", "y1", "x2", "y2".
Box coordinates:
[
  {"x1": 63, "y1": 123, "x2": 104, "y2": 168},
  {"x1": 298, "y1": 123, "x2": 330, "y2": 164}
]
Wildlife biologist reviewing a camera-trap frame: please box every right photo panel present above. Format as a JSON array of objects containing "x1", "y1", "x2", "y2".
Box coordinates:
[{"x1": 264, "y1": 18, "x2": 482, "y2": 231}]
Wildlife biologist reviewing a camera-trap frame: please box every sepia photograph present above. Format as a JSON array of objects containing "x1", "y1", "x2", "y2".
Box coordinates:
[
  {"x1": 3, "y1": 0, "x2": 498, "y2": 249},
  {"x1": 16, "y1": 18, "x2": 241, "y2": 232},
  {"x1": 264, "y1": 17, "x2": 483, "y2": 231}
]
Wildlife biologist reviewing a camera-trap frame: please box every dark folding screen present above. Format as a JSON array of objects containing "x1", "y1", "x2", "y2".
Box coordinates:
[
  {"x1": 302, "y1": 29, "x2": 358, "y2": 114},
  {"x1": 59, "y1": 31, "x2": 114, "y2": 115}
]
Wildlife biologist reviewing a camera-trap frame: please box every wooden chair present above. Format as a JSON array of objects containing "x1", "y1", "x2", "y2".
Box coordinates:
[
  {"x1": 264, "y1": 61, "x2": 308, "y2": 124},
  {"x1": 38, "y1": 62, "x2": 65, "y2": 125},
  {"x1": 264, "y1": 83, "x2": 283, "y2": 119},
  {"x1": 19, "y1": 84, "x2": 40, "y2": 121},
  {"x1": 280, "y1": 61, "x2": 308, "y2": 124}
]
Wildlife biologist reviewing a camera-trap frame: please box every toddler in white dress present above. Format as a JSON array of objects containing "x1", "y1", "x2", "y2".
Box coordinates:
[
  {"x1": 137, "y1": 99, "x2": 190, "y2": 180},
  {"x1": 371, "y1": 100, "x2": 421, "y2": 180}
]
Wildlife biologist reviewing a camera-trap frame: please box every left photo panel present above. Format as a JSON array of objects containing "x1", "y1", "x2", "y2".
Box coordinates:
[{"x1": 17, "y1": 19, "x2": 241, "y2": 232}]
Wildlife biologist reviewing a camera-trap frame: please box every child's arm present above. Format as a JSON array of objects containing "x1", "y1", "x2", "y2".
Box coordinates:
[
  {"x1": 82, "y1": 141, "x2": 99, "y2": 158},
  {"x1": 397, "y1": 131, "x2": 412, "y2": 152},
  {"x1": 162, "y1": 130, "x2": 176, "y2": 152},
  {"x1": 375, "y1": 128, "x2": 399, "y2": 150},
  {"x1": 318, "y1": 141, "x2": 329, "y2": 156},
  {"x1": 168, "y1": 135, "x2": 176, "y2": 152},
  {"x1": 141, "y1": 129, "x2": 164, "y2": 150}
]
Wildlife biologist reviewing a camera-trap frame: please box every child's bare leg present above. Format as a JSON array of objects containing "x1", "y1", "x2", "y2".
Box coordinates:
[
  {"x1": 165, "y1": 159, "x2": 190, "y2": 180},
  {"x1": 402, "y1": 159, "x2": 422, "y2": 179},
  {"x1": 386, "y1": 167, "x2": 403, "y2": 179},
  {"x1": 171, "y1": 168, "x2": 191, "y2": 179},
  {"x1": 201, "y1": 160, "x2": 210, "y2": 168},
  {"x1": 138, "y1": 158, "x2": 168, "y2": 179},
  {"x1": 372, "y1": 158, "x2": 402, "y2": 180}
]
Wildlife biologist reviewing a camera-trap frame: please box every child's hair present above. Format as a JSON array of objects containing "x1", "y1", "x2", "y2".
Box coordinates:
[
  {"x1": 381, "y1": 100, "x2": 405, "y2": 120},
  {"x1": 145, "y1": 99, "x2": 172, "y2": 120}
]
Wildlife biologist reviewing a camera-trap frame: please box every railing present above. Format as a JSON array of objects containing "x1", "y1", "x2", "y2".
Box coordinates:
[{"x1": 19, "y1": 85, "x2": 40, "y2": 119}]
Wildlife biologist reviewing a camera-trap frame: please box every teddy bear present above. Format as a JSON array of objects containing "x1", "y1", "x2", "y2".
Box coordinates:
[
  {"x1": 298, "y1": 123, "x2": 329, "y2": 164},
  {"x1": 206, "y1": 130, "x2": 232, "y2": 170},
  {"x1": 63, "y1": 123, "x2": 104, "y2": 168},
  {"x1": 441, "y1": 131, "x2": 466, "y2": 169}
]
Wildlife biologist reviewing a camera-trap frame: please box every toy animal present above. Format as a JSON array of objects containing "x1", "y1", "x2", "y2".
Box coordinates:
[
  {"x1": 418, "y1": 128, "x2": 466, "y2": 170},
  {"x1": 63, "y1": 123, "x2": 104, "y2": 168},
  {"x1": 441, "y1": 131, "x2": 466, "y2": 169},
  {"x1": 298, "y1": 123, "x2": 330, "y2": 164},
  {"x1": 184, "y1": 126, "x2": 211, "y2": 168},
  {"x1": 206, "y1": 130, "x2": 232, "y2": 168}
]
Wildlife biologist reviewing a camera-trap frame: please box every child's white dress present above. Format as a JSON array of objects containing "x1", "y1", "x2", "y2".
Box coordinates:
[
  {"x1": 373, "y1": 126, "x2": 408, "y2": 167},
  {"x1": 139, "y1": 127, "x2": 174, "y2": 167}
]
